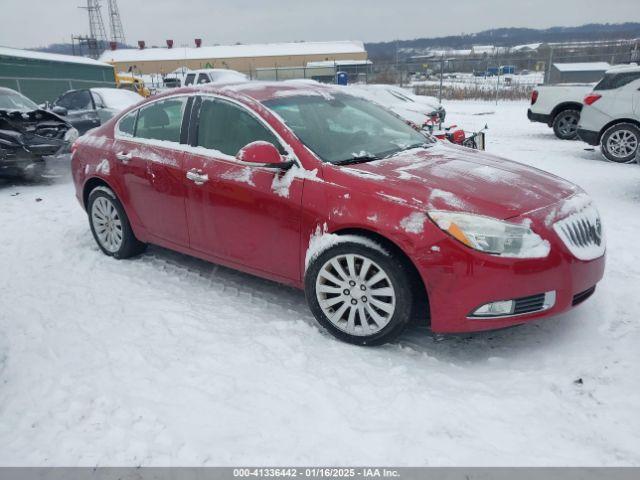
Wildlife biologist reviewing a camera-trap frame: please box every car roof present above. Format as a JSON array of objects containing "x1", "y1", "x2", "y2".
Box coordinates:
[
  {"x1": 605, "y1": 63, "x2": 640, "y2": 74},
  {"x1": 163, "y1": 81, "x2": 342, "y2": 103}
]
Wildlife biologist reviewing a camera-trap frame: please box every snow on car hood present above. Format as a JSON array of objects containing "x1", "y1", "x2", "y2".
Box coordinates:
[{"x1": 324, "y1": 141, "x2": 580, "y2": 220}]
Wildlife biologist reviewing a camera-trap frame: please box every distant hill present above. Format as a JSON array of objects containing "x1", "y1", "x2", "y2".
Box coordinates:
[{"x1": 366, "y1": 23, "x2": 640, "y2": 61}]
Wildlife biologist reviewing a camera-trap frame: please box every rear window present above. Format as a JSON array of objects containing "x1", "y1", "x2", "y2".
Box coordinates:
[
  {"x1": 135, "y1": 97, "x2": 186, "y2": 143},
  {"x1": 594, "y1": 72, "x2": 640, "y2": 91}
]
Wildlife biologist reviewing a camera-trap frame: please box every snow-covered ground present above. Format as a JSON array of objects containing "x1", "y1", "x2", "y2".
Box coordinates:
[{"x1": 1, "y1": 101, "x2": 639, "y2": 466}]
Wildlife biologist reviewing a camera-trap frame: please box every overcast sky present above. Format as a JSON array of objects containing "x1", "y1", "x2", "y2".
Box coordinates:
[{"x1": 1, "y1": 0, "x2": 639, "y2": 49}]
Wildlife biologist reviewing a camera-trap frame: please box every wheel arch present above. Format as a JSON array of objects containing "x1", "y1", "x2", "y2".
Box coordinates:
[
  {"x1": 82, "y1": 176, "x2": 115, "y2": 209},
  {"x1": 598, "y1": 118, "x2": 640, "y2": 143},
  {"x1": 331, "y1": 227, "x2": 431, "y2": 325},
  {"x1": 550, "y1": 102, "x2": 582, "y2": 123}
]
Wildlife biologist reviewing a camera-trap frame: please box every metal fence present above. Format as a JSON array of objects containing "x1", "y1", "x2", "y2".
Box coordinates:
[{"x1": 368, "y1": 42, "x2": 639, "y2": 101}]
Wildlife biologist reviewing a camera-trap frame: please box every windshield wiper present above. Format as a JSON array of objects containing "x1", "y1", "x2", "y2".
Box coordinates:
[
  {"x1": 397, "y1": 142, "x2": 431, "y2": 152},
  {"x1": 334, "y1": 155, "x2": 380, "y2": 165}
]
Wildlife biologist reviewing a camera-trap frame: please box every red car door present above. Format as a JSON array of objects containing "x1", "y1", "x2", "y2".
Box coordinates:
[
  {"x1": 182, "y1": 96, "x2": 304, "y2": 282},
  {"x1": 112, "y1": 97, "x2": 190, "y2": 247}
]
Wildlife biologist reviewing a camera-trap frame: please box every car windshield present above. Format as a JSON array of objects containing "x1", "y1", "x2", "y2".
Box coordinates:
[
  {"x1": 0, "y1": 90, "x2": 39, "y2": 111},
  {"x1": 263, "y1": 93, "x2": 432, "y2": 164}
]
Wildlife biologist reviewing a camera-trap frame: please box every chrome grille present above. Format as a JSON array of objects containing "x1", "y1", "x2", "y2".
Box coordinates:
[{"x1": 553, "y1": 204, "x2": 605, "y2": 261}]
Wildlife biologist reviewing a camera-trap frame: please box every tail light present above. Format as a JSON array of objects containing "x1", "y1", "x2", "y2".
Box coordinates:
[
  {"x1": 531, "y1": 90, "x2": 538, "y2": 105},
  {"x1": 584, "y1": 93, "x2": 602, "y2": 106}
]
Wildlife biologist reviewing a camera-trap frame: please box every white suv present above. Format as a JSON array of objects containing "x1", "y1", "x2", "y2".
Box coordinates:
[{"x1": 577, "y1": 64, "x2": 640, "y2": 163}]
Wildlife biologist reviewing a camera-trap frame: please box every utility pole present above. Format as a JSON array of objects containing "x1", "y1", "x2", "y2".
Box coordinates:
[
  {"x1": 438, "y1": 55, "x2": 444, "y2": 104},
  {"x1": 546, "y1": 47, "x2": 554, "y2": 84}
]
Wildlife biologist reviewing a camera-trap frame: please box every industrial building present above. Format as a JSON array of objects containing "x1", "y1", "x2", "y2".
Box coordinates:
[
  {"x1": 0, "y1": 46, "x2": 116, "y2": 103},
  {"x1": 98, "y1": 40, "x2": 368, "y2": 76},
  {"x1": 547, "y1": 62, "x2": 611, "y2": 83}
]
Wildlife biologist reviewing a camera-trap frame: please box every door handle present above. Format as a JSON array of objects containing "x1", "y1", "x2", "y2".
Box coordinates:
[
  {"x1": 186, "y1": 168, "x2": 209, "y2": 185},
  {"x1": 115, "y1": 151, "x2": 132, "y2": 163}
]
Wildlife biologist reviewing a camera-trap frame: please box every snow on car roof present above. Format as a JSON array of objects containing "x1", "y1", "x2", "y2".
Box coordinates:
[
  {"x1": 214, "y1": 81, "x2": 340, "y2": 102},
  {"x1": 0, "y1": 45, "x2": 112, "y2": 67},
  {"x1": 99, "y1": 41, "x2": 366, "y2": 63},
  {"x1": 90, "y1": 88, "x2": 144, "y2": 109},
  {"x1": 553, "y1": 62, "x2": 611, "y2": 72},
  {"x1": 605, "y1": 63, "x2": 640, "y2": 74}
]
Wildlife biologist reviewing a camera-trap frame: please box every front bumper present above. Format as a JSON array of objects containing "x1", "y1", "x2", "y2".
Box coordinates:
[
  {"x1": 527, "y1": 109, "x2": 551, "y2": 125},
  {"x1": 414, "y1": 204, "x2": 605, "y2": 333},
  {"x1": 0, "y1": 149, "x2": 46, "y2": 178},
  {"x1": 577, "y1": 128, "x2": 600, "y2": 146}
]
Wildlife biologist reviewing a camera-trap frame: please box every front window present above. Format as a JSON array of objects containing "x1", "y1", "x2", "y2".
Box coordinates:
[
  {"x1": 263, "y1": 93, "x2": 431, "y2": 164},
  {"x1": 196, "y1": 98, "x2": 282, "y2": 156},
  {"x1": 0, "y1": 89, "x2": 39, "y2": 111}
]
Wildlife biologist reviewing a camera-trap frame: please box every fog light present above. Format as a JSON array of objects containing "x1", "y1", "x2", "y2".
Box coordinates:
[{"x1": 472, "y1": 300, "x2": 514, "y2": 317}]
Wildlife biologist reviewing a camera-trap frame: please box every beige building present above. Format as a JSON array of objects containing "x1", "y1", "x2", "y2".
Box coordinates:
[{"x1": 99, "y1": 40, "x2": 368, "y2": 76}]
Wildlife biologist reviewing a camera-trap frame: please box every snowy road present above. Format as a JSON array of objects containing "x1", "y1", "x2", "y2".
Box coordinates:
[{"x1": 1, "y1": 101, "x2": 639, "y2": 466}]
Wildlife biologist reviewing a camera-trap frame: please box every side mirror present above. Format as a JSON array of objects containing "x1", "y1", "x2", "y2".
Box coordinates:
[
  {"x1": 52, "y1": 106, "x2": 68, "y2": 116},
  {"x1": 236, "y1": 141, "x2": 294, "y2": 169}
]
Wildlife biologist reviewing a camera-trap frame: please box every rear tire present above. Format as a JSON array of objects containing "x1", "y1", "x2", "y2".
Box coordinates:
[
  {"x1": 552, "y1": 109, "x2": 580, "y2": 140},
  {"x1": 87, "y1": 186, "x2": 146, "y2": 259},
  {"x1": 600, "y1": 123, "x2": 640, "y2": 164},
  {"x1": 305, "y1": 240, "x2": 414, "y2": 346}
]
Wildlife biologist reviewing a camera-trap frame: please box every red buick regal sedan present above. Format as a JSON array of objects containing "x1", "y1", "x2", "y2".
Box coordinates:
[{"x1": 71, "y1": 82, "x2": 605, "y2": 345}]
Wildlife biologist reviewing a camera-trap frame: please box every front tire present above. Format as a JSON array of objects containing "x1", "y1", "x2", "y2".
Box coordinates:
[
  {"x1": 87, "y1": 186, "x2": 146, "y2": 259},
  {"x1": 600, "y1": 123, "x2": 640, "y2": 164},
  {"x1": 305, "y1": 240, "x2": 414, "y2": 346},
  {"x1": 552, "y1": 109, "x2": 580, "y2": 140}
]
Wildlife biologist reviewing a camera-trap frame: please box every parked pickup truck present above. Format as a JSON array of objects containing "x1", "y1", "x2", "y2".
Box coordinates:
[{"x1": 527, "y1": 84, "x2": 595, "y2": 139}]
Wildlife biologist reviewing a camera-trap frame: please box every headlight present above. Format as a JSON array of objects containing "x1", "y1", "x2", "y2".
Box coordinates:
[
  {"x1": 64, "y1": 127, "x2": 79, "y2": 143},
  {"x1": 428, "y1": 210, "x2": 550, "y2": 258}
]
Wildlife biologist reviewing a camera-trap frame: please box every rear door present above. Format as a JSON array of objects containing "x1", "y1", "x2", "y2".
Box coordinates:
[
  {"x1": 182, "y1": 95, "x2": 304, "y2": 281},
  {"x1": 112, "y1": 96, "x2": 191, "y2": 247}
]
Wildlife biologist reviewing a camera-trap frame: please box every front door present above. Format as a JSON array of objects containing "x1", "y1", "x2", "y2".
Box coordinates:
[
  {"x1": 183, "y1": 96, "x2": 304, "y2": 281},
  {"x1": 112, "y1": 97, "x2": 190, "y2": 247}
]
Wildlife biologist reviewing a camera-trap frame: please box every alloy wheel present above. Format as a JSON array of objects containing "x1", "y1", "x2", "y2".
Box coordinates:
[
  {"x1": 91, "y1": 196, "x2": 124, "y2": 253},
  {"x1": 557, "y1": 114, "x2": 578, "y2": 137},
  {"x1": 606, "y1": 129, "x2": 638, "y2": 159},
  {"x1": 315, "y1": 253, "x2": 396, "y2": 336}
]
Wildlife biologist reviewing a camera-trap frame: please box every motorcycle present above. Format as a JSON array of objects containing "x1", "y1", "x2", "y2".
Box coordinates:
[{"x1": 422, "y1": 115, "x2": 487, "y2": 150}]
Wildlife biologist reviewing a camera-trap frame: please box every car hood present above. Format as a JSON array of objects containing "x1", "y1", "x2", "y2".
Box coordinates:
[{"x1": 323, "y1": 142, "x2": 580, "y2": 220}]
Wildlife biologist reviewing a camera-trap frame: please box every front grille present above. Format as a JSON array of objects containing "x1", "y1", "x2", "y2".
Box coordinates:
[
  {"x1": 513, "y1": 293, "x2": 547, "y2": 315},
  {"x1": 553, "y1": 204, "x2": 605, "y2": 261},
  {"x1": 572, "y1": 286, "x2": 596, "y2": 306}
]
